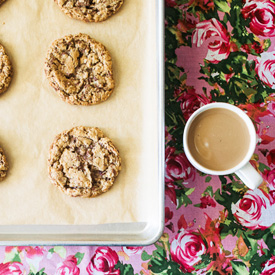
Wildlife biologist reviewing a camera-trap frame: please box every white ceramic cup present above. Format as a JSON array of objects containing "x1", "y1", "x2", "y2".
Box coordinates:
[{"x1": 183, "y1": 102, "x2": 263, "y2": 189}]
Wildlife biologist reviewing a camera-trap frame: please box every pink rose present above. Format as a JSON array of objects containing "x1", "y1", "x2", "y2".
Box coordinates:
[
  {"x1": 122, "y1": 247, "x2": 143, "y2": 256},
  {"x1": 165, "y1": 146, "x2": 195, "y2": 183},
  {"x1": 199, "y1": 195, "x2": 216, "y2": 208},
  {"x1": 261, "y1": 256, "x2": 275, "y2": 274},
  {"x1": 175, "y1": 88, "x2": 210, "y2": 121},
  {"x1": 192, "y1": 18, "x2": 230, "y2": 63},
  {"x1": 165, "y1": 207, "x2": 173, "y2": 223},
  {"x1": 24, "y1": 247, "x2": 44, "y2": 260},
  {"x1": 86, "y1": 247, "x2": 120, "y2": 275},
  {"x1": 263, "y1": 168, "x2": 275, "y2": 188},
  {"x1": 171, "y1": 229, "x2": 207, "y2": 272},
  {"x1": 55, "y1": 255, "x2": 80, "y2": 275},
  {"x1": 0, "y1": 262, "x2": 25, "y2": 275},
  {"x1": 165, "y1": 182, "x2": 177, "y2": 205},
  {"x1": 255, "y1": 51, "x2": 275, "y2": 88},
  {"x1": 242, "y1": 0, "x2": 275, "y2": 37},
  {"x1": 267, "y1": 149, "x2": 275, "y2": 166},
  {"x1": 231, "y1": 189, "x2": 275, "y2": 229},
  {"x1": 165, "y1": 0, "x2": 177, "y2": 7}
]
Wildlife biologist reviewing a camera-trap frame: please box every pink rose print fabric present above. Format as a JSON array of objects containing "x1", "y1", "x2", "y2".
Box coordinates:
[
  {"x1": 86, "y1": 247, "x2": 120, "y2": 275},
  {"x1": 0, "y1": 262, "x2": 25, "y2": 275},
  {"x1": 55, "y1": 256, "x2": 80, "y2": 275},
  {"x1": 242, "y1": 0, "x2": 275, "y2": 37},
  {"x1": 256, "y1": 51, "x2": 275, "y2": 88},
  {"x1": 192, "y1": 18, "x2": 231, "y2": 63},
  {"x1": 232, "y1": 189, "x2": 275, "y2": 229},
  {"x1": 171, "y1": 230, "x2": 207, "y2": 272},
  {"x1": 0, "y1": 1, "x2": 275, "y2": 275}
]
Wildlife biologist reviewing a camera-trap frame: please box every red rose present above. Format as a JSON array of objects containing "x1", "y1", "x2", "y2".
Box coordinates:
[
  {"x1": 165, "y1": 182, "x2": 177, "y2": 205},
  {"x1": 122, "y1": 247, "x2": 143, "y2": 256},
  {"x1": 267, "y1": 149, "x2": 275, "y2": 166},
  {"x1": 255, "y1": 51, "x2": 275, "y2": 88},
  {"x1": 242, "y1": 0, "x2": 275, "y2": 37},
  {"x1": 199, "y1": 196, "x2": 216, "y2": 208},
  {"x1": 165, "y1": 146, "x2": 195, "y2": 183},
  {"x1": 171, "y1": 230, "x2": 207, "y2": 272},
  {"x1": 0, "y1": 262, "x2": 25, "y2": 275},
  {"x1": 86, "y1": 247, "x2": 120, "y2": 275},
  {"x1": 165, "y1": 207, "x2": 174, "y2": 223},
  {"x1": 232, "y1": 189, "x2": 275, "y2": 230},
  {"x1": 165, "y1": 0, "x2": 177, "y2": 7},
  {"x1": 264, "y1": 169, "x2": 275, "y2": 188},
  {"x1": 192, "y1": 18, "x2": 230, "y2": 63},
  {"x1": 261, "y1": 256, "x2": 275, "y2": 274},
  {"x1": 175, "y1": 88, "x2": 210, "y2": 121},
  {"x1": 55, "y1": 255, "x2": 80, "y2": 275}
]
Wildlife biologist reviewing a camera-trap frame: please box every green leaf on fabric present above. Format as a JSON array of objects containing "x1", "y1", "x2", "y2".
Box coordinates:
[
  {"x1": 48, "y1": 248, "x2": 54, "y2": 254},
  {"x1": 231, "y1": 261, "x2": 249, "y2": 275},
  {"x1": 185, "y1": 187, "x2": 195, "y2": 196},
  {"x1": 214, "y1": 0, "x2": 230, "y2": 13},
  {"x1": 141, "y1": 250, "x2": 152, "y2": 261},
  {"x1": 4, "y1": 249, "x2": 21, "y2": 264},
  {"x1": 263, "y1": 38, "x2": 271, "y2": 51},
  {"x1": 115, "y1": 261, "x2": 134, "y2": 275},
  {"x1": 176, "y1": 190, "x2": 193, "y2": 209},
  {"x1": 258, "y1": 162, "x2": 270, "y2": 173},
  {"x1": 28, "y1": 268, "x2": 47, "y2": 275},
  {"x1": 205, "y1": 176, "x2": 212, "y2": 183},
  {"x1": 53, "y1": 246, "x2": 66, "y2": 259},
  {"x1": 75, "y1": 252, "x2": 85, "y2": 265},
  {"x1": 204, "y1": 186, "x2": 213, "y2": 196}
]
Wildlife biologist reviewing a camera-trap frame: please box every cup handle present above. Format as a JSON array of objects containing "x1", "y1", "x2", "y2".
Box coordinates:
[{"x1": 235, "y1": 162, "x2": 263, "y2": 190}]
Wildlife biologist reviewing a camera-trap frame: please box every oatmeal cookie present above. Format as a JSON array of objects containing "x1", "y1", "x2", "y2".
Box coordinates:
[
  {"x1": 44, "y1": 33, "x2": 114, "y2": 105},
  {"x1": 0, "y1": 43, "x2": 12, "y2": 95},
  {"x1": 0, "y1": 147, "x2": 8, "y2": 180},
  {"x1": 54, "y1": 0, "x2": 124, "y2": 22},
  {"x1": 48, "y1": 126, "x2": 121, "y2": 198}
]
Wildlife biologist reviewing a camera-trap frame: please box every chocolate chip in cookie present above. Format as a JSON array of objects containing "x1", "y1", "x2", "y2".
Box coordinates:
[
  {"x1": 48, "y1": 126, "x2": 121, "y2": 198},
  {"x1": 54, "y1": 0, "x2": 124, "y2": 22},
  {"x1": 44, "y1": 33, "x2": 115, "y2": 105}
]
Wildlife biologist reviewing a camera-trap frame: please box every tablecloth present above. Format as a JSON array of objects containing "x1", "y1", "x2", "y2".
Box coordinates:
[{"x1": 1, "y1": 0, "x2": 275, "y2": 274}]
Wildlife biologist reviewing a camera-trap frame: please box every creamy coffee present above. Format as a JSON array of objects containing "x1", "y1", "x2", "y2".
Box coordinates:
[{"x1": 187, "y1": 108, "x2": 250, "y2": 171}]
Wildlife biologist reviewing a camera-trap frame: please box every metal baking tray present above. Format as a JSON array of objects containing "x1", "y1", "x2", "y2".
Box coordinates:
[{"x1": 0, "y1": 0, "x2": 164, "y2": 245}]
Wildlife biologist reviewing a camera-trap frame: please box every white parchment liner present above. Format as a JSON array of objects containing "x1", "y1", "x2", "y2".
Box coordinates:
[{"x1": 0, "y1": 0, "x2": 158, "y2": 225}]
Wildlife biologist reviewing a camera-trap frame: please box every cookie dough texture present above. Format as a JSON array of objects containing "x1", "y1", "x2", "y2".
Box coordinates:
[
  {"x1": 48, "y1": 126, "x2": 121, "y2": 198},
  {"x1": 0, "y1": 43, "x2": 12, "y2": 95},
  {"x1": 44, "y1": 33, "x2": 114, "y2": 105},
  {"x1": 54, "y1": 0, "x2": 124, "y2": 22},
  {"x1": 0, "y1": 147, "x2": 8, "y2": 180}
]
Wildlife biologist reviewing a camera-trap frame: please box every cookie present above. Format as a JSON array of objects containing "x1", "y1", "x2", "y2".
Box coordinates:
[
  {"x1": 44, "y1": 33, "x2": 114, "y2": 105},
  {"x1": 0, "y1": 0, "x2": 6, "y2": 6},
  {"x1": 54, "y1": 0, "x2": 124, "y2": 22},
  {"x1": 0, "y1": 147, "x2": 8, "y2": 181},
  {"x1": 48, "y1": 126, "x2": 121, "y2": 198},
  {"x1": 0, "y1": 43, "x2": 12, "y2": 95}
]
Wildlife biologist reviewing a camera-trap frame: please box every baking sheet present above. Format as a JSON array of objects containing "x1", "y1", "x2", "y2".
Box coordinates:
[{"x1": 0, "y1": 0, "x2": 158, "y2": 226}]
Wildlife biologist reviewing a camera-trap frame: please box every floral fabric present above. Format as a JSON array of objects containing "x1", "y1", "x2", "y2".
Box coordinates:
[{"x1": 1, "y1": 0, "x2": 275, "y2": 274}]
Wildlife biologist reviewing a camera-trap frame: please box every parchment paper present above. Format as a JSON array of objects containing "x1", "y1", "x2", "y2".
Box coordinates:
[{"x1": 0, "y1": 0, "x2": 158, "y2": 225}]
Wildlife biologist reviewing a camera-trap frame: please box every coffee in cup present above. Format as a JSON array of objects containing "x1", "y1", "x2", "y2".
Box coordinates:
[{"x1": 183, "y1": 103, "x2": 263, "y2": 189}]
